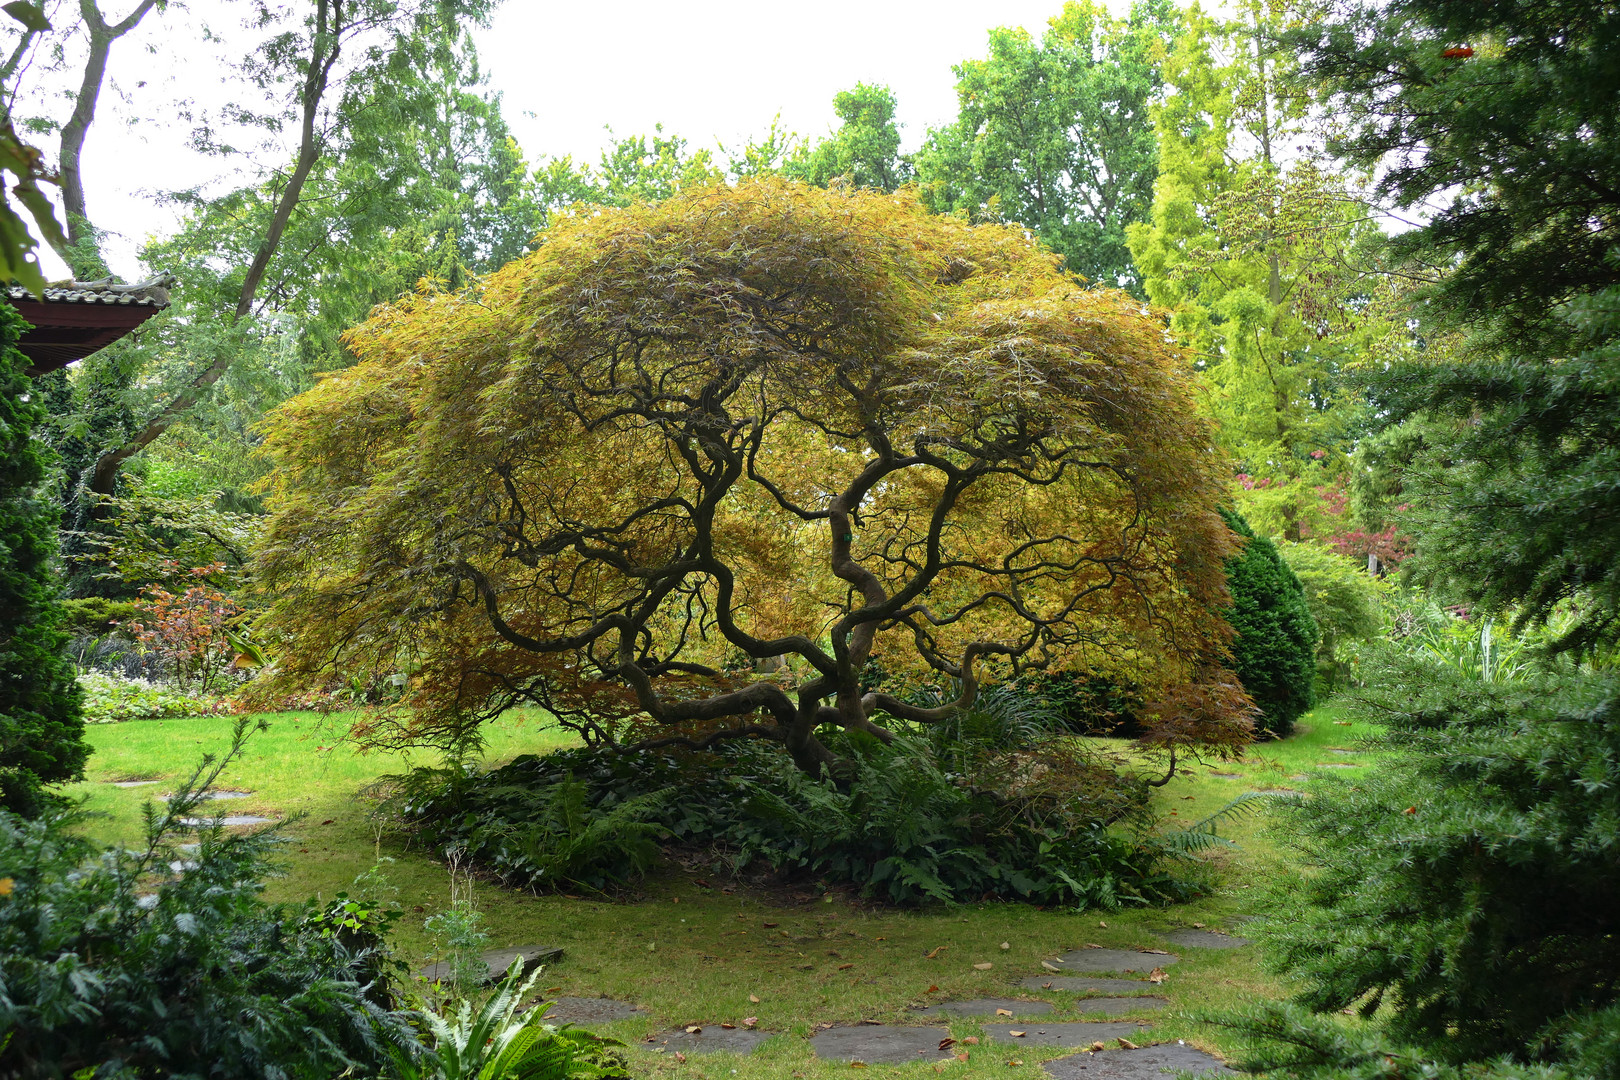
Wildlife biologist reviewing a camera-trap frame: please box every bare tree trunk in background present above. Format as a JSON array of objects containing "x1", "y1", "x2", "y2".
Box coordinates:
[
  {"x1": 56, "y1": 0, "x2": 162, "y2": 277},
  {"x1": 87, "y1": 0, "x2": 345, "y2": 499}
]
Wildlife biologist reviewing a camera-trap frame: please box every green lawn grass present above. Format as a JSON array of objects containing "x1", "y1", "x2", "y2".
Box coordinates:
[{"x1": 64, "y1": 705, "x2": 1382, "y2": 1079}]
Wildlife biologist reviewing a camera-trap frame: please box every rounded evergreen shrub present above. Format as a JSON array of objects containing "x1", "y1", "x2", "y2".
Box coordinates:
[
  {"x1": 0, "y1": 303, "x2": 87, "y2": 816},
  {"x1": 1221, "y1": 508, "x2": 1318, "y2": 736}
]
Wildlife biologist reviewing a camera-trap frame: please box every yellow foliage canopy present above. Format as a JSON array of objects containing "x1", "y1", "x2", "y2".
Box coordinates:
[{"x1": 254, "y1": 180, "x2": 1249, "y2": 772}]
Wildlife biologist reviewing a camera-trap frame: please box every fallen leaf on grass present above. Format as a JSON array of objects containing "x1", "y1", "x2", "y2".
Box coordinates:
[
  {"x1": 1040, "y1": 962, "x2": 1062, "y2": 973},
  {"x1": 839, "y1": 963, "x2": 854, "y2": 970},
  {"x1": 721, "y1": 1024, "x2": 736, "y2": 1030},
  {"x1": 545, "y1": 986, "x2": 561, "y2": 993},
  {"x1": 1082, "y1": 943, "x2": 1102, "y2": 949},
  {"x1": 876, "y1": 936, "x2": 887, "y2": 941},
  {"x1": 955, "y1": 1053, "x2": 970, "y2": 1063},
  {"x1": 1334, "y1": 720, "x2": 1352, "y2": 726},
  {"x1": 974, "y1": 962, "x2": 993, "y2": 971},
  {"x1": 763, "y1": 922, "x2": 778, "y2": 928},
  {"x1": 693, "y1": 879, "x2": 711, "y2": 888},
  {"x1": 1142, "y1": 949, "x2": 1171, "y2": 955},
  {"x1": 1040, "y1": 982, "x2": 1053, "y2": 989},
  {"x1": 749, "y1": 995, "x2": 760, "y2": 1003},
  {"x1": 1090, "y1": 1042, "x2": 1106, "y2": 1051},
  {"x1": 674, "y1": 1052, "x2": 687, "y2": 1063},
  {"x1": 1148, "y1": 968, "x2": 1168, "y2": 983},
  {"x1": 851, "y1": 1063, "x2": 867, "y2": 1069},
  {"x1": 1008, "y1": 1031, "x2": 1026, "y2": 1038},
  {"x1": 934, "y1": 1064, "x2": 950, "y2": 1073},
  {"x1": 320, "y1": 819, "x2": 335, "y2": 825},
  {"x1": 999, "y1": 942, "x2": 1010, "y2": 950},
  {"x1": 1007, "y1": 1060, "x2": 1024, "y2": 1066},
  {"x1": 926, "y1": 946, "x2": 948, "y2": 959},
  {"x1": 1191, "y1": 923, "x2": 1204, "y2": 928},
  {"x1": 1098, "y1": 921, "x2": 1108, "y2": 929},
  {"x1": 1118, "y1": 1038, "x2": 1139, "y2": 1050},
  {"x1": 926, "y1": 985, "x2": 940, "y2": 993},
  {"x1": 743, "y1": 1017, "x2": 758, "y2": 1027},
  {"x1": 962, "y1": 1037, "x2": 979, "y2": 1045},
  {"x1": 939, "y1": 1038, "x2": 956, "y2": 1051},
  {"x1": 995, "y1": 1009, "x2": 1013, "y2": 1017}
]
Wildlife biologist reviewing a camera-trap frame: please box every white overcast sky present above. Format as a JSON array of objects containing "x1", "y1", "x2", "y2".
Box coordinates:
[{"x1": 34, "y1": 0, "x2": 1132, "y2": 280}]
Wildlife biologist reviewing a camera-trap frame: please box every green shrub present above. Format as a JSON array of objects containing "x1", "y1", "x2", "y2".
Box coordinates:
[
  {"x1": 58, "y1": 596, "x2": 139, "y2": 635},
  {"x1": 75, "y1": 671, "x2": 230, "y2": 723},
  {"x1": 1221, "y1": 508, "x2": 1319, "y2": 735},
  {"x1": 387, "y1": 734, "x2": 1241, "y2": 909},
  {"x1": 0, "y1": 720, "x2": 425, "y2": 1078},
  {"x1": 1255, "y1": 650, "x2": 1620, "y2": 1074},
  {"x1": 0, "y1": 302, "x2": 86, "y2": 817},
  {"x1": 1277, "y1": 542, "x2": 1384, "y2": 693}
]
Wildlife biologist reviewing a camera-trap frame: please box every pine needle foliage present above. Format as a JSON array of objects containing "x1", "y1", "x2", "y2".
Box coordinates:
[
  {"x1": 0, "y1": 302, "x2": 86, "y2": 817},
  {"x1": 1220, "y1": 508, "x2": 1318, "y2": 735},
  {"x1": 1256, "y1": 651, "x2": 1620, "y2": 1073}
]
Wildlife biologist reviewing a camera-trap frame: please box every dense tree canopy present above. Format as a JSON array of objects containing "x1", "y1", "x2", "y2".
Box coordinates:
[
  {"x1": 255, "y1": 181, "x2": 1253, "y2": 774},
  {"x1": 917, "y1": 0, "x2": 1176, "y2": 291},
  {"x1": 1292, "y1": 0, "x2": 1620, "y2": 651}
]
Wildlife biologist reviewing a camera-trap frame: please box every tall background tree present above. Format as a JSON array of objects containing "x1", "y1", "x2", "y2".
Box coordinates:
[
  {"x1": 915, "y1": 0, "x2": 1178, "y2": 291},
  {"x1": 1126, "y1": 0, "x2": 1390, "y2": 543}
]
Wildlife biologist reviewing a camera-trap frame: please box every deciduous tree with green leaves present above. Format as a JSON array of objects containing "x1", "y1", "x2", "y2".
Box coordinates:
[
  {"x1": 916, "y1": 0, "x2": 1178, "y2": 291},
  {"x1": 1126, "y1": 1, "x2": 1392, "y2": 541}
]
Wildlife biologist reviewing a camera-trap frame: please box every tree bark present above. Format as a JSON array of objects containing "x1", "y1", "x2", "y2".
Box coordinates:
[{"x1": 57, "y1": 0, "x2": 162, "y2": 277}]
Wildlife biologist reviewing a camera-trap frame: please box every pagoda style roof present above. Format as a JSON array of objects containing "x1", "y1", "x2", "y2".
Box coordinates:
[{"x1": 6, "y1": 274, "x2": 173, "y2": 375}]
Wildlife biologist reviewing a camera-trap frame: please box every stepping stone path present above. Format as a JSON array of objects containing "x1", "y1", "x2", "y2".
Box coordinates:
[
  {"x1": 983, "y1": 1022, "x2": 1147, "y2": 1048},
  {"x1": 919, "y1": 998, "x2": 1053, "y2": 1018},
  {"x1": 646, "y1": 1026, "x2": 772, "y2": 1056},
  {"x1": 1044, "y1": 1041, "x2": 1234, "y2": 1079},
  {"x1": 180, "y1": 814, "x2": 273, "y2": 827},
  {"x1": 1317, "y1": 762, "x2": 1360, "y2": 769},
  {"x1": 1207, "y1": 773, "x2": 1242, "y2": 780},
  {"x1": 1071, "y1": 997, "x2": 1168, "y2": 1016},
  {"x1": 110, "y1": 779, "x2": 160, "y2": 788},
  {"x1": 543, "y1": 997, "x2": 645, "y2": 1025},
  {"x1": 810, "y1": 1025, "x2": 959, "y2": 1064},
  {"x1": 1017, "y1": 977, "x2": 1159, "y2": 995},
  {"x1": 1048, "y1": 949, "x2": 1178, "y2": 973},
  {"x1": 1160, "y1": 929, "x2": 1249, "y2": 950},
  {"x1": 420, "y1": 945, "x2": 562, "y2": 986},
  {"x1": 519, "y1": 916, "x2": 1246, "y2": 1074}
]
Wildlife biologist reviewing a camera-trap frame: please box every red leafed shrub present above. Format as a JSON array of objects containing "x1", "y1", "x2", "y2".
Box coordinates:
[{"x1": 123, "y1": 567, "x2": 242, "y2": 693}]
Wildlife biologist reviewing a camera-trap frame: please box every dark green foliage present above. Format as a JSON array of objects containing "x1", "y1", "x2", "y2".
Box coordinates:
[
  {"x1": 0, "y1": 303, "x2": 87, "y2": 817},
  {"x1": 1290, "y1": 0, "x2": 1620, "y2": 357},
  {"x1": 389, "y1": 735, "x2": 1226, "y2": 909},
  {"x1": 57, "y1": 596, "x2": 138, "y2": 635},
  {"x1": 1292, "y1": 1, "x2": 1620, "y2": 653},
  {"x1": 1021, "y1": 672, "x2": 1144, "y2": 736},
  {"x1": 1210, "y1": 1002, "x2": 1588, "y2": 1080},
  {"x1": 0, "y1": 720, "x2": 426, "y2": 1078},
  {"x1": 1220, "y1": 509, "x2": 1318, "y2": 735},
  {"x1": 1256, "y1": 653, "x2": 1620, "y2": 1073}
]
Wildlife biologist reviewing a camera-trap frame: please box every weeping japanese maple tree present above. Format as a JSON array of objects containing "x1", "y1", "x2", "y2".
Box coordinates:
[{"x1": 254, "y1": 180, "x2": 1251, "y2": 773}]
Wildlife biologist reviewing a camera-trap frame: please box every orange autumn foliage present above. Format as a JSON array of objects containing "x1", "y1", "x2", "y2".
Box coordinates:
[{"x1": 253, "y1": 180, "x2": 1251, "y2": 773}]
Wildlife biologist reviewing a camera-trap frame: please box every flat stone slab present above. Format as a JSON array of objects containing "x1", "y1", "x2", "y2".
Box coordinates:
[
  {"x1": 1160, "y1": 929, "x2": 1249, "y2": 950},
  {"x1": 985, "y1": 1022, "x2": 1148, "y2": 1048},
  {"x1": 919, "y1": 998, "x2": 1054, "y2": 1018},
  {"x1": 542, "y1": 997, "x2": 645, "y2": 1025},
  {"x1": 1044, "y1": 1042, "x2": 1234, "y2": 1078},
  {"x1": 1049, "y1": 950, "x2": 1177, "y2": 973},
  {"x1": 1017, "y1": 977, "x2": 1157, "y2": 995},
  {"x1": 645, "y1": 1027, "x2": 771, "y2": 1055},
  {"x1": 1207, "y1": 773, "x2": 1242, "y2": 779},
  {"x1": 111, "y1": 779, "x2": 160, "y2": 788},
  {"x1": 421, "y1": 945, "x2": 562, "y2": 986},
  {"x1": 1071, "y1": 998, "x2": 1167, "y2": 1016},
  {"x1": 811, "y1": 1025, "x2": 958, "y2": 1064},
  {"x1": 180, "y1": 814, "x2": 272, "y2": 827},
  {"x1": 1316, "y1": 762, "x2": 1360, "y2": 769}
]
